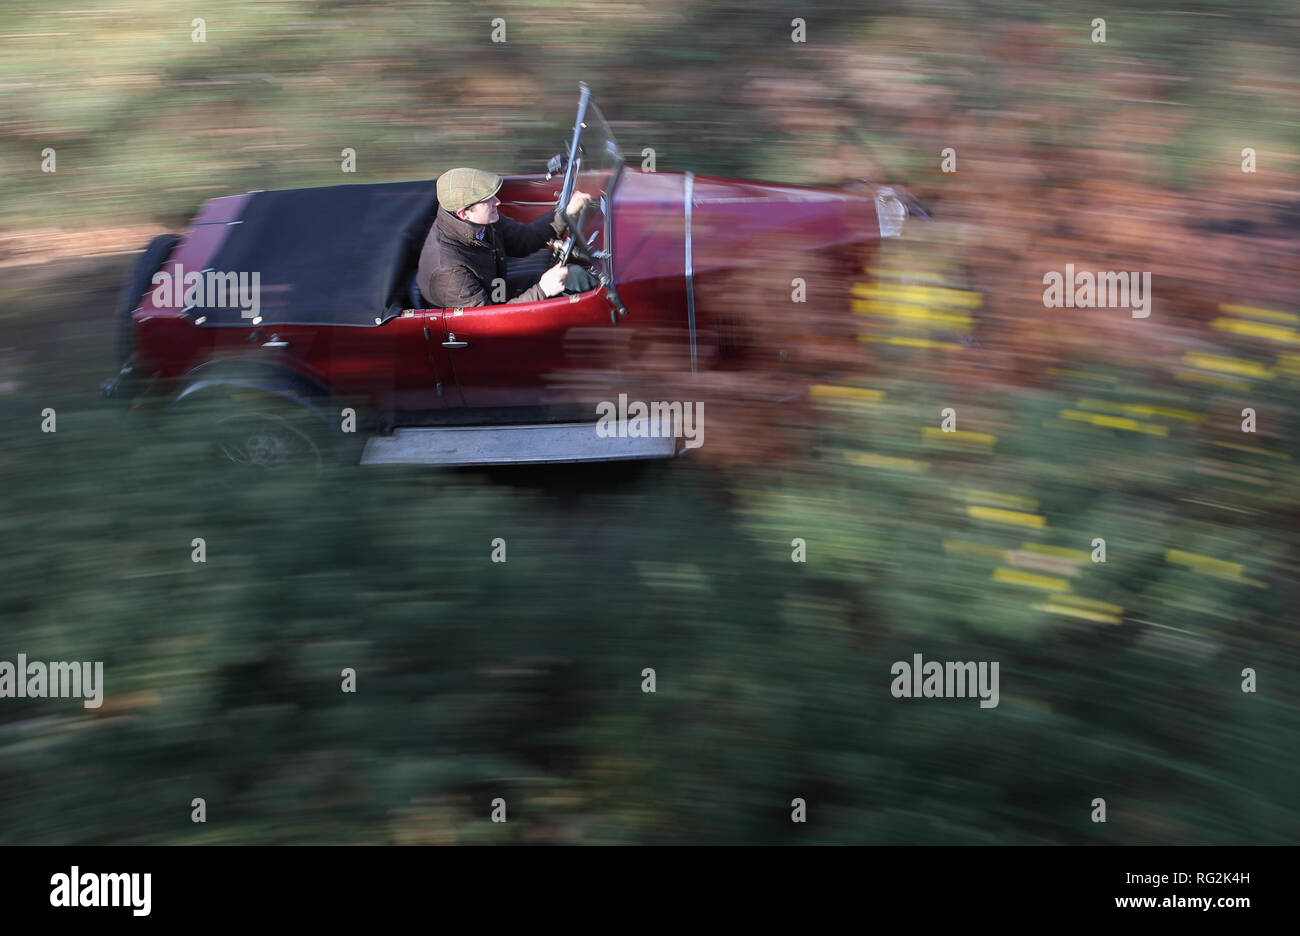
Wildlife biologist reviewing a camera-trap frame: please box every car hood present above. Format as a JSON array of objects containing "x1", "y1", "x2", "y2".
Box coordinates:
[{"x1": 611, "y1": 170, "x2": 882, "y2": 285}]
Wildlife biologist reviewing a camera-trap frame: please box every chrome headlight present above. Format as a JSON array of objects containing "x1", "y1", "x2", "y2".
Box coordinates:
[{"x1": 875, "y1": 186, "x2": 907, "y2": 238}]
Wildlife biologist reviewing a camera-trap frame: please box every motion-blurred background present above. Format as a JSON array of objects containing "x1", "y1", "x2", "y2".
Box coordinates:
[{"x1": 1, "y1": 1, "x2": 1297, "y2": 843}]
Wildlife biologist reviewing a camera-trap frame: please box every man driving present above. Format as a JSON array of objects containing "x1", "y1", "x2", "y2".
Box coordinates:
[{"x1": 418, "y1": 167, "x2": 597, "y2": 309}]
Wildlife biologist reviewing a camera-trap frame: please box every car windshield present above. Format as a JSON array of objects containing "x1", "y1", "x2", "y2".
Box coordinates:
[
  {"x1": 560, "y1": 85, "x2": 624, "y2": 279},
  {"x1": 580, "y1": 98, "x2": 623, "y2": 198}
]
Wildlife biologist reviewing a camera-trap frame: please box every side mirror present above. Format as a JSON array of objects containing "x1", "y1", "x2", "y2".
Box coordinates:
[{"x1": 545, "y1": 153, "x2": 565, "y2": 180}]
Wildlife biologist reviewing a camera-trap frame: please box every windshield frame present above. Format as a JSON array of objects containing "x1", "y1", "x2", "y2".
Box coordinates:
[
  {"x1": 557, "y1": 84, "x2": 592, "y2": 213},
  {"x1": 559, "y1": 83, "x2": 625, "y2": 284}
]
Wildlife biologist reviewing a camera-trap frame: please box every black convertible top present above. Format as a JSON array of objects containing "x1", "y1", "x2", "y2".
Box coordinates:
[{"x1": 205, "y1": 180, "x2": 438, "y2": 326}]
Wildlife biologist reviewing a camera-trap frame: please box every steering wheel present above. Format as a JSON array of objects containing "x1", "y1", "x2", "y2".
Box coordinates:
[{"x1": 554, "y1": 198, "x2": 594, "y2": 267}]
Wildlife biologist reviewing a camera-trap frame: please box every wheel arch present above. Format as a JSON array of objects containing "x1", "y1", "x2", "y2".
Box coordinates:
[{"x1": 171, "y1": 359, "x2": 336, "y2": 426}]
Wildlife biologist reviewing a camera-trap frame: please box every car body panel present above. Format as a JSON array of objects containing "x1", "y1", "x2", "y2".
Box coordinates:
[
  {"x1": 438, "y1": 290, "x2": 622, "y2": 409},
  {"x1": 130, "y1": 171, "x2": 885, "y2": 401}
]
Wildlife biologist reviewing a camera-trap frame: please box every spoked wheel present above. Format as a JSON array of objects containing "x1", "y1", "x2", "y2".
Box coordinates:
[{"x1": 212, "y1": 410, "x2": 324, "y2": 474}]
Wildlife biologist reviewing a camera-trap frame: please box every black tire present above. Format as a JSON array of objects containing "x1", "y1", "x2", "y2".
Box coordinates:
[{"x1": 115, "y1": 233, "x2": 179, "y2": 364}]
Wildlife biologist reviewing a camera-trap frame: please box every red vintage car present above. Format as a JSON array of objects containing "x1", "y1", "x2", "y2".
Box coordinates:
[{"x1": 104, "y1": 84, "x2": 910, "y2": 468}]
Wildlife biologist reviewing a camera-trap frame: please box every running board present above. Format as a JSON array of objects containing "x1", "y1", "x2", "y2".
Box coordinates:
[{"x1": 360, "y1": 422, "x2": 679, "y2": 466}]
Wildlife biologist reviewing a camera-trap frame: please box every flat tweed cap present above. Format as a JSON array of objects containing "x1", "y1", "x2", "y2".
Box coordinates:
[{"x1": 437, "y1": 168, "x2": 503, "y2": 213}]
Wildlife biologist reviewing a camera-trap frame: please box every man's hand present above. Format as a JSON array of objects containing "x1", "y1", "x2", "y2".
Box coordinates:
[
  {"x1": 539, "y1": 263, "x2": 570, "y2": 298},
  {"x1": 565, "y1": 190, "x2": 592, "y2": 218}
]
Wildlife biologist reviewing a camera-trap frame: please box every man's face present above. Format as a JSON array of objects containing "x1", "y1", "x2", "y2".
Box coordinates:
[{"x1": 458, "y1": 195, "x2": 500, "y2": 226}]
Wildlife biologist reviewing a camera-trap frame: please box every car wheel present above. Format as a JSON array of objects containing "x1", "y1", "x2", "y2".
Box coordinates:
[
  {"x1": 213, "y1": 409, "x2": 324, "y2": 474},
  {"x1": 176, "y1": 393, "x2": 332, "y2": 481},
  {"x1": 115, "y1": 233, "x2": 179, "y2": 365}
]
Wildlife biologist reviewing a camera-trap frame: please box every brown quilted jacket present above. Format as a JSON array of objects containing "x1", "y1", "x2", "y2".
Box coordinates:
[{"x1": 417, "y1": 206, "x2": 564, "y2": 308}]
